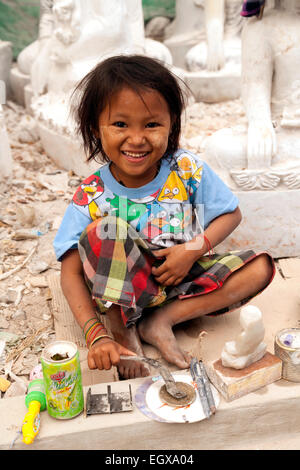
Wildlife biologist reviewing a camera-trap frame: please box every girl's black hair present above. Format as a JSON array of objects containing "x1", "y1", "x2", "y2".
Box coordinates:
[{"x1": 72, "y1": 54, "x2": 188, "y2": 163}]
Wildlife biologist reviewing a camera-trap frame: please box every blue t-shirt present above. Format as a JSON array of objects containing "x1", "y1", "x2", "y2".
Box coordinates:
[{"x1": 53, "y1": 149, "x2": 238, "y2": 261}]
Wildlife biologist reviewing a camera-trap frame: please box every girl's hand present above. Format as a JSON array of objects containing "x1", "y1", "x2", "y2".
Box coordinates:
[
  {"x1": 152, "y1": 244, "x2": 198, "y2": 287},
  {"x1": 88, "y1": 337, "x2": 136, "y2": 371}
]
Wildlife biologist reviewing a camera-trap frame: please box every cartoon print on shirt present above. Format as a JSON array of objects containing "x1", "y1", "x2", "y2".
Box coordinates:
[
  {"x1": 106, "y1": 194, "x2": 147, "y2": 222},
  {"x1": 130, "y1": 189, "x2": 160, "y2": 204},
  {"x1": 157, "y1": 171, "x2": 188, "y2": 203},
  {"x1": 72, "y1": 173, "x2": 104, "y2": 220},
  {"x1": 177, "y1": 153, "x2": 197, "y2": 180},
  {"x1": 135, "y1": 200, "x2": 165, "y2": 231}
]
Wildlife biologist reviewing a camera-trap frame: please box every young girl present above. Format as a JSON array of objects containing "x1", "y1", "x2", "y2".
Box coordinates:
[{"x1": 53, "y1": 55, "x2": 275, "y2": 379}]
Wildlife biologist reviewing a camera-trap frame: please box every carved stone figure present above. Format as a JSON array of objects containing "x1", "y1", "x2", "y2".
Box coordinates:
[
  {"x1": 0, "y1": 105, "x2": 12, "y2": 180},
  {"x1": 205, "y1": 0, "x2": 300, "y2": 190},
  {"x1": 221, "y1": 305, "x2": 267, "y2": 369},
  {"x1": 30, "y1": 0, "x2": 172, "y2": 176},
  {"x1": 186, "y1": 0, "x2": 243, "y2": 73},
  {"x1": 10, "y1": 0, "x2": 54, "y2": 106},
  {"x1": 11, "y1": 0, "x2": 172, "y2": 108},
  {"x1": 164, "y1": 0, "x2": 245, "y2": 102}
]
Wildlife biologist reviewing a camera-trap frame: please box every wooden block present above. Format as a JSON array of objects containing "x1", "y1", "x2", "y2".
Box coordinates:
[
  {"x1": 206, "y1": 352, "x2": 282, "y2": 402},
  {"x1": 277, "y1": 258, "x2": 300, "y2": 279}
]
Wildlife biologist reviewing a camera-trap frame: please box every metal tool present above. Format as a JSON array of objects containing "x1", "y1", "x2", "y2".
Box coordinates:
[
  {"x1": 120, "y1": 355, "x2": 186, "y2": 399},
  {"x1": 86, "y1": 385, "x2": 133, "y2": 416},
  {"x1": 190, "y1": 357, "x2": 216, "y2": 418},
  {"x1": 198, "y1": 360, "x2": 216, "y2": 414}
]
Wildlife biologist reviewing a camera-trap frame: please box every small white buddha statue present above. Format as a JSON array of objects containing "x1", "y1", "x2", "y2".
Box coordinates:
[{"x1": 221, "y1": 305, "x2": 267, "y2": 369}]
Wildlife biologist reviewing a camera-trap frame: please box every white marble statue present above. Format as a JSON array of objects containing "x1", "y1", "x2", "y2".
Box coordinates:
[
  {"x1": 30, "y1": 0, "x2": 172, "y2": 175},
  {"x1": 17, "y1": 0, "x2": 54, "y2": 80},
  {"x1": 186, "y1": 0, "x2": 244, "y2": 73},
  {"x1": 165, "y1": 0, "x2": 244, "y2": 72},
  {"x1": 31, "y1": 0, "x2": 172, "y2": 98},
  {"x1": 221, "y1": 305, "x2": 267, "y2": 369},
  {"x1": 164, "y1": 0, "x2": 245, "y2": 102},
  {"x1": 204, "y1": 0, "x2": 300, "y2": 190},
  {"x1": 0, "y1": 105, "x2": 12, "y2": 180},
  {"x1": 12, "y1": 0, "x2": 172, "y2": 108}
]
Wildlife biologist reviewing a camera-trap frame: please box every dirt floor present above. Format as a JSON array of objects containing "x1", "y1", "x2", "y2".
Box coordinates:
[{"x1": 0, "y1": 96, "x2": 248, "y2": 397}]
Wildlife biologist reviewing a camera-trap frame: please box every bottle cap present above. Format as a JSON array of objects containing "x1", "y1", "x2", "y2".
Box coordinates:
[{"x1": 25, "y1": 390, "x2": 47, "y2": 411}]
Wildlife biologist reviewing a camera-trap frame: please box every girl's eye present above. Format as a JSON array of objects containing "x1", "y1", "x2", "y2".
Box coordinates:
[
  {"x1": 113, "y1": 121, "x2": 127, "y2": 128},
  {"x1": 146, "y1": 122, "x2": 160, "y2": 128}
]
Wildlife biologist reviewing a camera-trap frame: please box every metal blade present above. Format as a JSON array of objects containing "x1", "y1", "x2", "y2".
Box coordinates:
[{"x1": 120, "y1": 355, "x2": 186, "y2": 399}]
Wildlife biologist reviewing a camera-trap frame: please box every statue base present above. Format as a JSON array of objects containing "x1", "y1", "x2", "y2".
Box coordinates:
[
  {"x1": 184, "y1": 68, "x2": 241, "y2": 103},
  {"x1": 206, "y1": 352, "x2": 282, "y2": 402},
  {"x1": 9, "y1": 65, "x2": 30, "y2": 107},
  {"x1": 165, "y1": 35, "x2": 241, "y2": 103},
  {"x1": 217, "y1": 189, "x2": 300, "y2": 258}
]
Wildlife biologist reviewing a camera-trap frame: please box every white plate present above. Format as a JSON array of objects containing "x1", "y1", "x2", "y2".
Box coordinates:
[{"x1": 135, "y1": 374, "x2": 219, "y2": 424}]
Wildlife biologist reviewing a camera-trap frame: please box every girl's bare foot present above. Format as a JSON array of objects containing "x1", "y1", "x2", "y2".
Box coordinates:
[
  {"x1": 138, "y1": 306, "x2": 191, "y2": 369},
  {"x1": 108, "y1": 306, "x2": 150, "y2": 379}
]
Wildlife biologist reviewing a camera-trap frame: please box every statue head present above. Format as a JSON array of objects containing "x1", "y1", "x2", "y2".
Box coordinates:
[
  {"x1": 53, "y1": 0, "x2": 75, "y2": 23},
  {"x1": 239, "y1": 305, "x2": 263, "y2": 329}
]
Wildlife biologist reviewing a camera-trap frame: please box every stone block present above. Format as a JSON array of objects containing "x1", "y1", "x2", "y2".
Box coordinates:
[
  {"x1": 206, "y1": 352, "x2": 282, "y2": 402},
  {"x1": 185, "y1": 70, "x2": 241, "y2": 103},
  {"x1": 217, "y1": 189, "x2": 300, "y2": 258},
  {"x1": 37, "y1": 122, "x2": 100, "y2": 177},
  {"x1": 0, "y1": 41, "x2": 12, "y2": 99}
]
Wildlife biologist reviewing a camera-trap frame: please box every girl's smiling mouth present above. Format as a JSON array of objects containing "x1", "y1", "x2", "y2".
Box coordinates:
[{"x1": 122, "y1": 150, "x2": 150, "y2": 161}]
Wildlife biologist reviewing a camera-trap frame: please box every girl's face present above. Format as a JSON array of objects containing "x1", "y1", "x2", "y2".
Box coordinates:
[{"x1": 98, "y1": 86, "x2": 172, "y2": 188}]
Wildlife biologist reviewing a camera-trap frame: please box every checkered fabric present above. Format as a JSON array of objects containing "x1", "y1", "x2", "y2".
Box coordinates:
[
  {"x1": 78, "y1": 216, "x2": 275, "y2": 327},
  {"x1": 241, "y1": 0, "x2": 265, "y2": 16}
]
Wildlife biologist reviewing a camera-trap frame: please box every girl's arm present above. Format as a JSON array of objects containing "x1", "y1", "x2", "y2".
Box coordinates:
[
  {"x1": 60, "y1": 249, "x2": 98, "y2": 327},
  {"x1": 188, "y1": 206, "x2": 242, "y2": 259},
  {"x1": 152, "y1": 207, "x2": 242, "y2": 286},
  {"x1": 61, "y1": 249, "x2": 135, "y2": 370}
]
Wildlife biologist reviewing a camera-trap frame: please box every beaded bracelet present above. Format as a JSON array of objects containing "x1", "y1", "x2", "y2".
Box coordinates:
[
  {"x1": 87, "y1": 324, "x2": 106, "y2": 345},
  {"x1": 83, "y1": 317, "x2": 99, "y2": 332},
  {"x1": 83, "y1": 317, "x2": 106, "y2": 348},
  {"x1": 85, "y1": 321, "x2": 104, "y2": 340},
  {"x1": 85, "y1": 323, "x2": 106, "y2": 346},
  {"x1": 89, "y1": 334, "x2": 114, "y2": 349}
]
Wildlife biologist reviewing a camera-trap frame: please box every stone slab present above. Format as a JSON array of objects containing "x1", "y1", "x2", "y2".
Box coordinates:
[
  {"x1": 37, "y1": 122, "x2": 100, "y2": 178},
  {"x1": 2, "y1": 372, "x2": 300, "y2": 450},
  {"x1": 1, "y1": 263, "x2": 300, "y2": 449},
  {"x1": 217, "y1": 190, "x2": 300, "y2": 258},
  {"x1": 207, "y1": 352, "x2": 282, "y2": 402}
]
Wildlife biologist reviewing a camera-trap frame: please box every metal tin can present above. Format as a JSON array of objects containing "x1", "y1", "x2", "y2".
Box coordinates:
[
  {"x1": 41, "y1": 341, "x2": 84, "y2": 419},
  {"x1": 274, "y1": 328, "x2": 300, "y2": 382}
]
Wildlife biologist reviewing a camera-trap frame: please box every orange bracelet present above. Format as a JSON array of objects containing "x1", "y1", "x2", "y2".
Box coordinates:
[{"x1": 203, "y1": 235, "x2": 214, "y2": 258}]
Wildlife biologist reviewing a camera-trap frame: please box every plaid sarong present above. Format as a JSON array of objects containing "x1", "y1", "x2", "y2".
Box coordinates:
[
  {"x1": 241, "y1": 0, "x2": 265, "y2": 17},
  {"x1": 78, "y1": 216, "x2": 275, "y2": 327}
]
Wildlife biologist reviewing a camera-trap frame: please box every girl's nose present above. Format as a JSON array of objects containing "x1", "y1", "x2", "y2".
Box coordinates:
[{"x1": 127, "y1": 129, "x2": 146, "y2": 145}]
